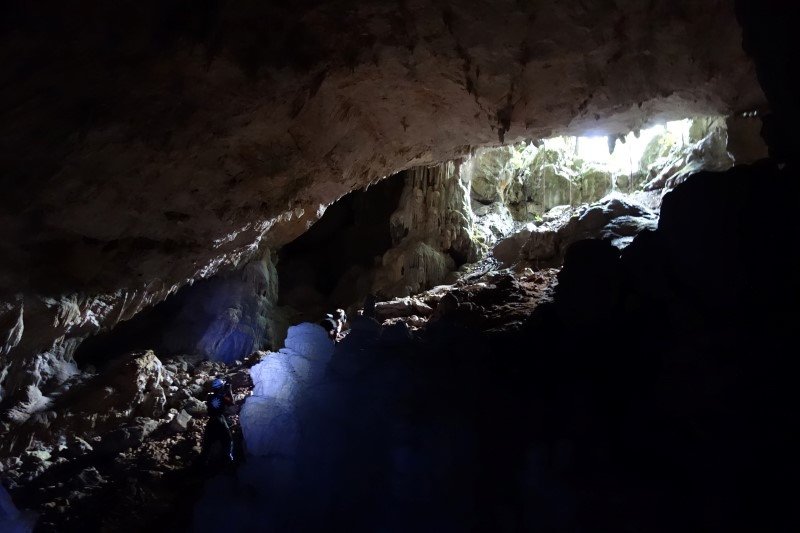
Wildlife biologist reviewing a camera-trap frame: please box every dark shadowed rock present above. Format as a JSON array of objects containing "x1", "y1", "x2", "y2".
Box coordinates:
[{"x1": 97, "y1": 418, "x2": 158, "y2": 455}]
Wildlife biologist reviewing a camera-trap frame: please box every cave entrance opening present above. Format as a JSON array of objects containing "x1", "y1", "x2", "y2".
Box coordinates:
[
  {"x1": 572, "y1": 119, "x2": 694, "y2": 177},
  {"x1": 275, "y1": 114, "x2": 748, "y2": 324},
  {"x1": 72, "y1": 115, "x2": 751, "y2": 369},
  {"x1": 468, "y1": 115, "x2": 734, "y2": 234}
]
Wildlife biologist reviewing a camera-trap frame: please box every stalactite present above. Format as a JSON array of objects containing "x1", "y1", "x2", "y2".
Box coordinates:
[{"x1": 373, "y1": 162, "x2": 479, "y2": 297}]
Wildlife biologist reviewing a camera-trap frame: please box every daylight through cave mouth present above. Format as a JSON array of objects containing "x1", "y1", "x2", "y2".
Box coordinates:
[
  {"x1": 275, "y1": 114, "x2": 749, "y2": 321},
  {"x1": 71, "y1": 112, "x2": 757, "y2": 370}
]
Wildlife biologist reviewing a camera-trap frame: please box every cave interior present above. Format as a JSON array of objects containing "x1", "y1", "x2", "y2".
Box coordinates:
[{"x1": 1, "y1": 1, "x2": 799, "y2": 532}]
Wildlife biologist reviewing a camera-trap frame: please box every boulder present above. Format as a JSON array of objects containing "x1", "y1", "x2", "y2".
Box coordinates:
[
  {"x1": 500, "y1": 195, "x2": 659, "y2": 268},
  {"x1": 75, "y1": 467, "x2": 104, "y2": 489},
  {"x1": 374, "y1": 297, "x2": 435, "y2": 321},
  {"x1": 70, "y1": 350, "x2": 169, "y2": 420},
  {"x1": 65, "y1": 437, "x2": 93, "y2": 458},
  {"x1": 226, "y1": 369, "x2": 253, "y2": 390},
  {"x1": 492, "y1": 228, "x2": 531, "y2": 267},
  {"x1": 182, "y1": 397, "x2": 208, "y2": 417},
  {"x1": 169, "y1": 410, "x2": 192, "y2": 433},
  {"x1": 97, "y1": 418, "x2": 158, "y2": 455}
]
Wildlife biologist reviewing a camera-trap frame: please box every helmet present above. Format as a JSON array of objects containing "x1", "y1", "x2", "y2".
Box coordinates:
[{"x1": 210, "y1": 378, "x2": 225, "y2": 390}]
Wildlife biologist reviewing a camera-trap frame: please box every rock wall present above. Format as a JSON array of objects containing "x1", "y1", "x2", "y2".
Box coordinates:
[
  {"x1": 466, "y1": 116, "x2": 742, "y2": 234},
  {"x1": 0, "y1": 291, "x2": 162, "y2": 421},
  {"x1": 161, "y1": 251, "x2": 284, "y2": 363},
  {"x1": 277, "y1": 173, "x2": 405, "y2": 318},
  {"x1": 639, "y1": 117, "x2": 733, "y2": 193},
  {"x1": 726, "y1": 112, "x2": 769, "y2": 164},
  {"x1": 373, "y1": 162, "x2": 479, "y2": 297}
]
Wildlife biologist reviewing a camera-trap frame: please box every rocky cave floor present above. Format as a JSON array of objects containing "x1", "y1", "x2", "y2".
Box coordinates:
[
  {"x1": 2, "y1": 354, "x2": 256, "y2": 532},
  {"x1": 2, "y1": 266, "x2": 560, "y2": 532},
  {"x1": 375, "y1": 266, "x2": 559, "y2": 333}
]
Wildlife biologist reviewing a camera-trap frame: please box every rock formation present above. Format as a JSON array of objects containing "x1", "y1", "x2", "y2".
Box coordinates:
[
  {"x1": 1, "y1": 347, "x2": 257, "y2": 531},
  {"x1": 187, "y1": 155, "x2": 799, "y2": 531},
  {"x1": 0, "y1": 0, "x2": 764, "y2": 417},
  {"x1": 159, "y1": 251, "x2": 285, "y2": 362},
  {"x1": 5, "y1": 1, "x2": 799, "y2": 530},
  {"x1": 373, "y1": 162, "x2": 479, "y2": 297},
  {"x1": 494, "y1": 195, "x2": 658, "y2": 268}
]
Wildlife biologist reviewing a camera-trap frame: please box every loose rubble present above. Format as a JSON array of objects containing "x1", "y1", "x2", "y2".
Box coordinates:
[{"x1": 1, "y1": 352, "x2": 258, "y2": 532}]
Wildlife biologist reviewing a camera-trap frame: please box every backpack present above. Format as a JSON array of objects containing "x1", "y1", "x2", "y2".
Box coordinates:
[{"x1": 206, "y1": 390, "x2": 227, "y2": 416}]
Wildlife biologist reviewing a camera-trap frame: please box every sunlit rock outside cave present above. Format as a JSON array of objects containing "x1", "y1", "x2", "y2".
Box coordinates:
[{"x1": 0, "y1": 1, "x2": 797, "y2": 531}]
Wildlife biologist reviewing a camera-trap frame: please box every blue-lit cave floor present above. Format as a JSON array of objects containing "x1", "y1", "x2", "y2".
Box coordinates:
[
  {"x1": 4, "y1": 268, "x2": 557, "y2": 533},
  {"x1": 191, "y1": 268, "x2": 562, "y2": 533}
]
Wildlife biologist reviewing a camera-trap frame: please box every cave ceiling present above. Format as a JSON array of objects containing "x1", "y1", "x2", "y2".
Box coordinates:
[{"x1": 0, "y1": 0, "x2": 764, "y2": 382}]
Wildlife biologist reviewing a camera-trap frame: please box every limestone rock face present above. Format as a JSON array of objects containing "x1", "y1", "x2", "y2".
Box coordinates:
[
  {"x1": 467, "y1": 146, "x2": 515, "y2": 204},
  {"x1": 160, "y1": 251, "x2": 283, "y2": 362},
  {"x1": 726, "y1": 114, "x2": 769, "y2": 164},
  {"x1": 0, "y1": 0, "x2": 764, "y2": 412},
  {"x1": 240, "y1": 323, "x2": 334, "y2": 457},
  {"x1": 373, "y1": 162, "x2": 479, "y2": 297},
  {"x1": 1, "y1": 350, "x2": 169, "y2": 461},
  {"x1": 494, "y1": 195, "x2": 657, "y2": 268},
  {"x1": 640, "y1": 117, "x2": 734, "y2": 193}
]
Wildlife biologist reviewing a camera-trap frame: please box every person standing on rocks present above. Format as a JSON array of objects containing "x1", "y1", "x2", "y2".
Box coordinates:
[
  {"x1": 321, "y1": 308, "x2": 347, "y2": 343},
  {"x1": 200, "y1": 377, "x2": 235, "y2": 466},
  {"x1": 362, "y1": 294, "x2": 377, "y2": 319}
]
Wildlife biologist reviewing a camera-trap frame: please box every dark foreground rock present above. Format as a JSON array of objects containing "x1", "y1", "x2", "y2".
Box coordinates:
[{"x1": 191, "y1": 162, "x2": 799, "y2": 533}]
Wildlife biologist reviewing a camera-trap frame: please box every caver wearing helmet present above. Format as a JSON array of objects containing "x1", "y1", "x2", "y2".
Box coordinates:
[
  {"x1": 200, "y1": 376, "x2": 235, "y2": 465},
  {"x1": 321, "y1": 308, "x2": 348, "y2": 342}
]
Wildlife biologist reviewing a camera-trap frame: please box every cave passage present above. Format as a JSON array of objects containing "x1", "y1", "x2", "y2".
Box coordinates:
[
  {"x1": 277, "y1": 172, "x2": 406, "y2": 320},
  {"x1": 73, "y1": 281, "x2": 198, "y2": 371},
  {"x1": 69, "y1": 114, "x2": 748, "y2": 370},
  {"x1": 276, "y1": 115, "x2": 742, "y2": 321},
  {"x1": 2, "y1": 1, "x2": 796, "y2": 530}
]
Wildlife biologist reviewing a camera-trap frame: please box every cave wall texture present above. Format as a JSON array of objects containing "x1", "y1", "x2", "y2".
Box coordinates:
[
  {"x1": 373, "y1": 161, "x2": 479, "y2": 298},
  {"x1": 0, "y1": 0, "x2": 766, "y2": 415}
]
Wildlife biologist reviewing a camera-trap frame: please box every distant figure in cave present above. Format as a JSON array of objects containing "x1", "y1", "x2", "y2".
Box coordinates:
[
  {"x1": 321, "y1": 308, "x2": 348, "y2": 342},
  {"x1": 335, "y1": 308, "x2": 348, "y2": 332},
  {"x1": 200, "y1": 377, "x2": 235, "y2": 466},
  {"x1": 362, "y1": 293, "x2": 377, "y2": 319}
]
